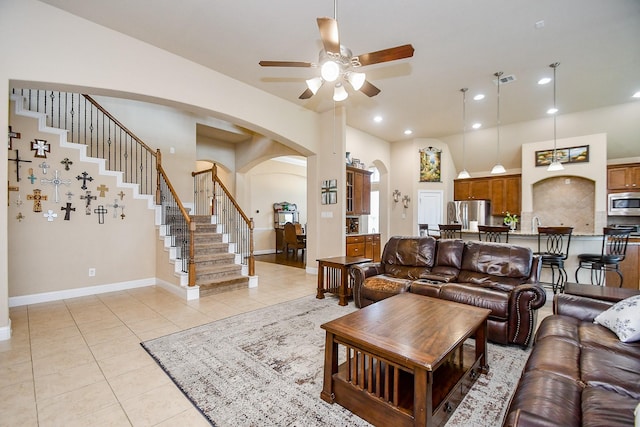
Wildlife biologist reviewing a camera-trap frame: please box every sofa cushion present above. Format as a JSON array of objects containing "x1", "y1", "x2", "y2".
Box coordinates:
[
  {"x1": 581, "y1": 345, "x2": 640, "y2": 399},
  {"x1": 431, "y1": 239, "x2": 464, "y2": 279},
  {"x1": 524, "y1": 336, "x2": 581, "y2": 382},
  {"x1": 381, "y1": 236, "x2": 436, "y2": 279},
  {"x1": 439, "y1": 283, "x2": 509, "y2": 319},
  {"x1": 581, "y1": 387, "x2": 638, "y2": 427},
  {"x1": 594, "y1": 295, "x2": 640, "y2": 342},
  {"x1": 361, "y1": 275, "x2": 412, "y2": 302}
]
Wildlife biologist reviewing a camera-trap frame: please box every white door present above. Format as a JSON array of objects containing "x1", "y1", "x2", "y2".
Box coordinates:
[{"x1": 418, "y1": 190, "x2": 443, "y2": 229}]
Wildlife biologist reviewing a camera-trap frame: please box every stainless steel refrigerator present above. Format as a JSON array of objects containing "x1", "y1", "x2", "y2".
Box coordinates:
[{"x1": 447, "y1": 200, "x2": 491, "y2": 230}]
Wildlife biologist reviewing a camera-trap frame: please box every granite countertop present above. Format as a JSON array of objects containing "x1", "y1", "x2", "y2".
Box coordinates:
[{"x1": 460, "y1": 229, "x2": 603, "y2": 237}]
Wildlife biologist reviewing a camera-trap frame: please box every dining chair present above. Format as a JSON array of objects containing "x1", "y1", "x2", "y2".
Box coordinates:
[{"x1": 283, "y1": 222, "x2": 306, "y2": 259}]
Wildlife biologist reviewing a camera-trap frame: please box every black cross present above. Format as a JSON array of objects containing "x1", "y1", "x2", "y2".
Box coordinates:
[
  {"x1": 61, "y1": 158, "x2": 73, "y2": 171},
  {"x1": 8, "y1": 126, "x2": 21, "y2": 150},
  {"x1": 8, "y1": 150, "x2": 32, "y2": 182},
  {"x1": 94, "y1": 205, "x2": 108, "y2": 224},
  {"x1": 80, "y1": 191, "x2": 97, "y2": 214},
  {"x1": 61, "y1": 202, "x2": 76, "y2": 221},
  {"x1": 76, "y1": 171, "x2": 94, "y2": 190}
]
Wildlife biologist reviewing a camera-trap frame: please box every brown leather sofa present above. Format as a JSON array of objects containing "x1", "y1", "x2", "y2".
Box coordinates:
[
  {"x1": 503, "y1": 293, "x2": 640, "y2": 426},
  {"x1": 352, "y1": 236, "x2": 545, "y2": 347}
]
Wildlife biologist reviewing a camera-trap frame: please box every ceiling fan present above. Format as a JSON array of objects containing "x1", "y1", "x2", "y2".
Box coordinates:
[{"x1": 259, "y1": 14, "x2": 414, "y2": 101}]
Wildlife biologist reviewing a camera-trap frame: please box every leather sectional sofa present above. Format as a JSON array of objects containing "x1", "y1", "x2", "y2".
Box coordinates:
[
  {"x1": 351, "y1": 236, "x2": 545, "y2": 347},
  {"x1": 503, "y1": 293, "x2": 640, "y2": 426}
]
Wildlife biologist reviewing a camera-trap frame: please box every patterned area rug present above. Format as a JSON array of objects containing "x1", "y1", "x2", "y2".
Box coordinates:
[{"x1": 141, "y1": 295, "x2": 530, "y2": 426}]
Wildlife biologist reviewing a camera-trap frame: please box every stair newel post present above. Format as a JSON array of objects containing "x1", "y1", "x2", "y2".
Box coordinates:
[
  {"x1": 155, "y1": 149, "x2": 162, "y2": 203},
  {"x1": 211, "y1": 163, "x2": 217, "y2": 216},
  {"x1": 249, "y1": 218, "x2": 255, "y2": 277},
  {"x1": 188, "y1": 219, "x2": 197, "y2": 287}
]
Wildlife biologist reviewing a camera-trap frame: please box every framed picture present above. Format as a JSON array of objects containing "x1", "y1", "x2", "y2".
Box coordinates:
[
  {"x1": 321, "y1": 179, "x2": 338, "y2": 205},
  {"x1": 535, "y1": 145, "x2": 589, "y2": 167},
  {"x1": 419, "y1": 147, "x2": 442, "y2": 182}
]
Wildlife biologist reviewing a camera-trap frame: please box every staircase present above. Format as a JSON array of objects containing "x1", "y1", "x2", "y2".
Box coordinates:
[{"x1": 190, "y1": 215, "x2": 249, "y2": 295}]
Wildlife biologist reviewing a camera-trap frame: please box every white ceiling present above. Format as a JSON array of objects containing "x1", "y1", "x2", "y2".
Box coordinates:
[{"x1": 39, "y1": 0, "x2": 640, "y2": 151}]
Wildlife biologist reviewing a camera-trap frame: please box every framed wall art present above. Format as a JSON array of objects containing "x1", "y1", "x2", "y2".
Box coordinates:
[
  {"x1": 535, "y1": 144, "x2": 589, "y2": 167},
  {"x1": 419, "y1": 147, "x2": 442, "y2": 182},
  {"x1": 321, "y1": 179, "x2": 337, "y2": 205}
]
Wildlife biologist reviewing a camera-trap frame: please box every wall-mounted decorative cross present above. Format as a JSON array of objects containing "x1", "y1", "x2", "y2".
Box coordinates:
[
  {"x1": 8, "y1": 182, "x2": 18, "y2": 207},
  {"x1": 38, "y1": 161, "x2": 50, "y2": 175},
  {"x1": 41, "y1": 170, "x2": 71, "y2": 203},
  {"x1": 76, "y1": 171, "x2": 93, "y2": 190},
  {"x1": 94, "y1": 205, "x2": 108, "y2": 224},
  {"x1": 27, "y1": 168, "x2": 37, "y2": 184},
  {"x1": 16, "y1": 212, "x2": 25, "y2": 222},
  {"x1": 65, "y1": 191, "x2": 74, "y2": 201},
  {"x1": 96, "y1": 184, "x2": 109, "y2": 197},
  {"x1": 61, "y1": 202, "x2": 76, "y2": 221},
  {"x1": 60, "y1": 158, "x2": 73, "y2": 171},
  {"x1": 117, "y1": 191, "x2": 125, "y2": 201},
  {"x1": 107, "y1": 199, "x2": 125, "y2": 219},
  {"x1": 31, "y1": 139, "x2": 50, "y2": 158},
  {"x1": 8, "y1": 126, "x2": 21, "y2": 150},
  {"x1": 80, "y1": 191, "x2": 97, "y2": 214},
  {"x1": 8, "y1": 150, "x2": 32, "y2": 182},
  {"x1": 27, "y1": 189, "x2": 47, "y2": 212},
  {"x1": 43, "y1": 209, "x2": 58, "y2": 222}
]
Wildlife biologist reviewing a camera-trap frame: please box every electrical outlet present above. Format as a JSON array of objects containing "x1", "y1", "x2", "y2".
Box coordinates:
[{"x1": 88, "y1": 268, "x2": 96, "y2": 277}]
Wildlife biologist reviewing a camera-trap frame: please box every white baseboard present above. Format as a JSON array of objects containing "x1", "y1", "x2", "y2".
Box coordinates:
[
  {"x1": 156, "y1": 279, "x2": 200, "y2": 301},
  {"x1": 8, "y1": 278, "x2": 156, "y2": 307},
  {"x1": 0, "y1": 319, "x2": 11, "y2": 341}
]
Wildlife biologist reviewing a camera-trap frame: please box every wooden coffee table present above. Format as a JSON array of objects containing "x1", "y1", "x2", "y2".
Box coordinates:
[{"x1": 320, "y1": 293, "x2": 491, "y2": 427}]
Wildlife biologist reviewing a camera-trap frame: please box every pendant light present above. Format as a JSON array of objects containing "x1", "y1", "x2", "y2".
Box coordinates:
[
  {"x1": 490, "y1": 71, "x2": 506, "y2": 174},
  {"x1": 547, "y1": 62, "x2": 564, "y2": 172},
  {"x1": 457, "y1": 88, "x2": 471, "y2": 179}
]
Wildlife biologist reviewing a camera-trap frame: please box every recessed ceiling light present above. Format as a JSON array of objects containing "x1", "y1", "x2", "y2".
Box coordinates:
[
  {"x1": 538, "y1": 77, "x2": 552, "y2": 85},
  {"x1": 472, "y1": 123, "x2": 482, "y2": 129},
  {"x1": 404, "y1": 129, "x2": 413, "y2": 135},
  {"x1": 473, "y1": 94, "x2": 485, "y2": 101},
  {"x1": 547, "y1": 107, "x2": 558, "y2": 115},
  {"x1": 633, "y1": 91, "x2": 640, "y2": 99},
  {"x1": 373, "y1": 115, "x2": 383, "y2": 123}
]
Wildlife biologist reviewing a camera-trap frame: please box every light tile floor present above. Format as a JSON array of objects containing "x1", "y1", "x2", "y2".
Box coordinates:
[
  {"x1": 1, "y1": 262, "x2": 555, "y2": 426},
  {"x1": 0, "y1": 261, "x2": 319, "y2": 426}
]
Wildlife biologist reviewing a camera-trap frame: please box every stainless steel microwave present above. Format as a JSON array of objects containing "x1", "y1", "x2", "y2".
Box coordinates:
[{"x1": 608, "y1": 192, "x2": 640, "y2": 216}]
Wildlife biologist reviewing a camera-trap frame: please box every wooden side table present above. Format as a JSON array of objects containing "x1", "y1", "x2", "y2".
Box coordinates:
[{"x1": 316, "y1": 256, "x2": 372, "y2": 306}]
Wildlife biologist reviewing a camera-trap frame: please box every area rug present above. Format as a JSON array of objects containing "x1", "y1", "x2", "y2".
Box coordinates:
[{"x1": 141, "y1": 295, "x2": 530, "y2": 426}]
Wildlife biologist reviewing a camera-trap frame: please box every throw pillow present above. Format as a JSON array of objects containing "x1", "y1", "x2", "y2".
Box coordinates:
[{"x1": 594, "y1": 295, "x2": 640, "y2": 343}]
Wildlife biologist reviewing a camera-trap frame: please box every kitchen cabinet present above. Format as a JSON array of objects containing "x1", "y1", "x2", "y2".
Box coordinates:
[
  {"x1": 490, "y1": 175, "x2": 521, "y2": 216},
  {"x1": 453, "y1": 178, "x2": 491, "y2": 200},
  {"x1": 606, "y1": 240, "x2": 639, "y2": 290},
  {"x1": 346, "y1": 166, "x2": 372, "y2": 215},
  {"x1": 346, "y1": 233, "x2": 380, "y2": 261},
  {"x1": 607, "y1": 163, "x2": 640, "y2": 192}
]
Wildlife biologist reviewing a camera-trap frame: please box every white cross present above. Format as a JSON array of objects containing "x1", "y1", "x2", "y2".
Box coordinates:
[
  {"x1": 38, "y1": 161, "x2": 50, "y2": 175},
  {"x1": 41, "y1": 170, "x2": 71, "y2": 203},
  {"x1": 107, "y1": 199, "x2": 126, "y2": 219},
  {"x1": 43, "y1": 209, "x2": 58, "y2": 222},
  {"x1": 31, "y1": 139, "x2": 50, "y2": 158}
]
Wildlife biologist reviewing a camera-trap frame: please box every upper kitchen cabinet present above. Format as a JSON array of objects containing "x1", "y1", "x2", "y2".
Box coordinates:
[
  {"x1": 490, "y1": 175, "x2": 521, "y2": 216},
  {"x1": 608, "y1": 163, "x2": 640, "y2": 192},
  {"x1": 454, "y1": 178, "x2": 491, "y2": 200},
  {"x1": 346, "y1": 166, "x2": 372, "y2": 215}
]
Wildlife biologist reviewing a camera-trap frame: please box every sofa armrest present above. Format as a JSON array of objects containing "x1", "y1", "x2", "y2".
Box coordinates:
[
  {"x1": 508, "y1": 283, "x2": 547, "y2": 346},
  {"x1": 503, "y1": 409, "x2": 559, "y2": 427},
  {"x1": 351, "y1": 263, "x2": 385, "y2": 308},
  {"x1": 553, "y1": 293, "x2": 614, "y2": 322}
]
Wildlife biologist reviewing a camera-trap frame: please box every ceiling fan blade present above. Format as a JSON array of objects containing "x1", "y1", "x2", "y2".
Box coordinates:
[
  {"x1": 317, "y1": 17, "x2": 340, "y2": 54},
  {"x1": 299, "y1": 88, "x2": 314, "y2": 99},
  {"x1": 356, "y1": 44, "x2": 415, "y2": 67},
  {"x1": 259, "y1": 60, "x2": 313, "y2": 67},
  {"x1": 360, "y1": 80, "x2": 381, "y2": 97}
]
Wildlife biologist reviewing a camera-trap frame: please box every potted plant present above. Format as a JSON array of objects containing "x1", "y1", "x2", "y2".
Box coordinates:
[{"x1": 504, "y1": 212, "x2": 519, "y2": 231}]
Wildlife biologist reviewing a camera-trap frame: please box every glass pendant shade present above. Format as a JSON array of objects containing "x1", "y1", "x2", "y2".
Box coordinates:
[
  {"x1": 305, "y1": 77, "x2": 323, "y2": 95},
  {"x1": 547, "y1": 160, "x2": 564, "y2": 171},
  {"x1": 347, "y1": 72, "x2": 366, "y2": 90},
  {"x1": 333, "y1": 83, "x2": 348, "y2": 101},
  {"x1": 491, "y1": 164, "x2": 506, "y2": 174},
  {"x1": 457, "y1": 169, "x2": 471, "y2": 179},
  {"x1": 320, "y1": 60, "x2": 340, "y2": 82}
]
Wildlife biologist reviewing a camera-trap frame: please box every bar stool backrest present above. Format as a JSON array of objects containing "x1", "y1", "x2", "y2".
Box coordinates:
[
  {"x1": 537, "y1": 226, "x2": 573, "y2": 259},
  {"x1": 478, "y1": 225, "x2": 510, "y2": 243},
  {"x1": 438, "y1": 224, "x2": 462, "y2": 239},
  {"x1": 602, "y1": 227, "x2": 632, "y2": 259}
]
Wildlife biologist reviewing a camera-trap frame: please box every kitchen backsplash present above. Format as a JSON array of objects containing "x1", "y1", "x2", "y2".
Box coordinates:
[{"x1": 532, "y1": 176, "x2": 595, "y2": 234}]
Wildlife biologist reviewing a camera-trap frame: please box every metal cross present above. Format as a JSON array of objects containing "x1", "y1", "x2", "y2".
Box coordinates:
[
  {"x1": 96, "y1": 184, "x2": 109, "y2": 197},
  {"x1": 61, "y1": 202, "x2": 76, "y2": 220},
  {"x1": 27, "y1": 168, "x2": 37, "y2": 184},
  {"x1": 65, "y1": 191, "x2": 74, "y2": 201},
  {"x1": 80, "y1": 190, "x2": 97, "y2": 214},
  {"x1": 38, "y1": 161, "x2": 50, "y2": 175},
  {"x1": 93, "y1": 205, "x2": 108, "y2": 224},
  {"x1": 31, "y1": 139, "x2": 50, "y2": 158},
  {"x1": 41, "y1": 170, "x2": 71, "y2": 203},
  {"x1": 16, "y1": 212, "x2": 25, "y2": 222},
  {"x1": 60, "y1": 158, "x2": 73, "y2": 171},
  {"x1": 8, "y1": 126, "x2": 21, "y2": 150},
  {"x1": 107, "y1": 199, "x2": 125, "y2": 219},
  {"x1": 43, "y1": 209, "x2": 58, "y2": 222},
  {"x1": 27, "y1": 189, "x2": 48, "y2": 212},
  {"x1": 76, "y1": 171, "x2": 93, "y2": 190},
  {"x1": 117, "y1": 191, "x2": 125, "y2": 201},
  {"x1": 8, "y1": 150, "x2": 32, "y2": 182}
]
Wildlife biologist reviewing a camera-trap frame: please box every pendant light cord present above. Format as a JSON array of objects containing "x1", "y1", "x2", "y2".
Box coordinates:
[
  {"x1": 461, "y1": 88, "x2": 468, "y2": 170},
  {"x1": 495, "y1": 71, "x2": 503, "y2": 163}
]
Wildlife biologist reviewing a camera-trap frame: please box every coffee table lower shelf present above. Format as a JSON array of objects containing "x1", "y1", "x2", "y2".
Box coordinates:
[{"x1": 322, "y1": 341, "x2": 484, "y2": 427}]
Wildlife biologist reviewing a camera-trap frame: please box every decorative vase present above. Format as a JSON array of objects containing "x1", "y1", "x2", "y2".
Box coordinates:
[{"x1": 509, "y1": 222, "x2": 517, "y2": 231}]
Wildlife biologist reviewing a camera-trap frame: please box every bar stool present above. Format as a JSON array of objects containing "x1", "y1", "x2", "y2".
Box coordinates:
[
  {"x1": 574, "y1": 227, "x2": 632, "y2": 287},
  {"x1": 535, "y1": 226, "x2": 573, "y2": 294},
  {"x1": 478, "y1": 225, "x2": 510, "y2": 243},
  {"x1": 438, "y1": 224, "x2": 462, "y2": 239}
]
